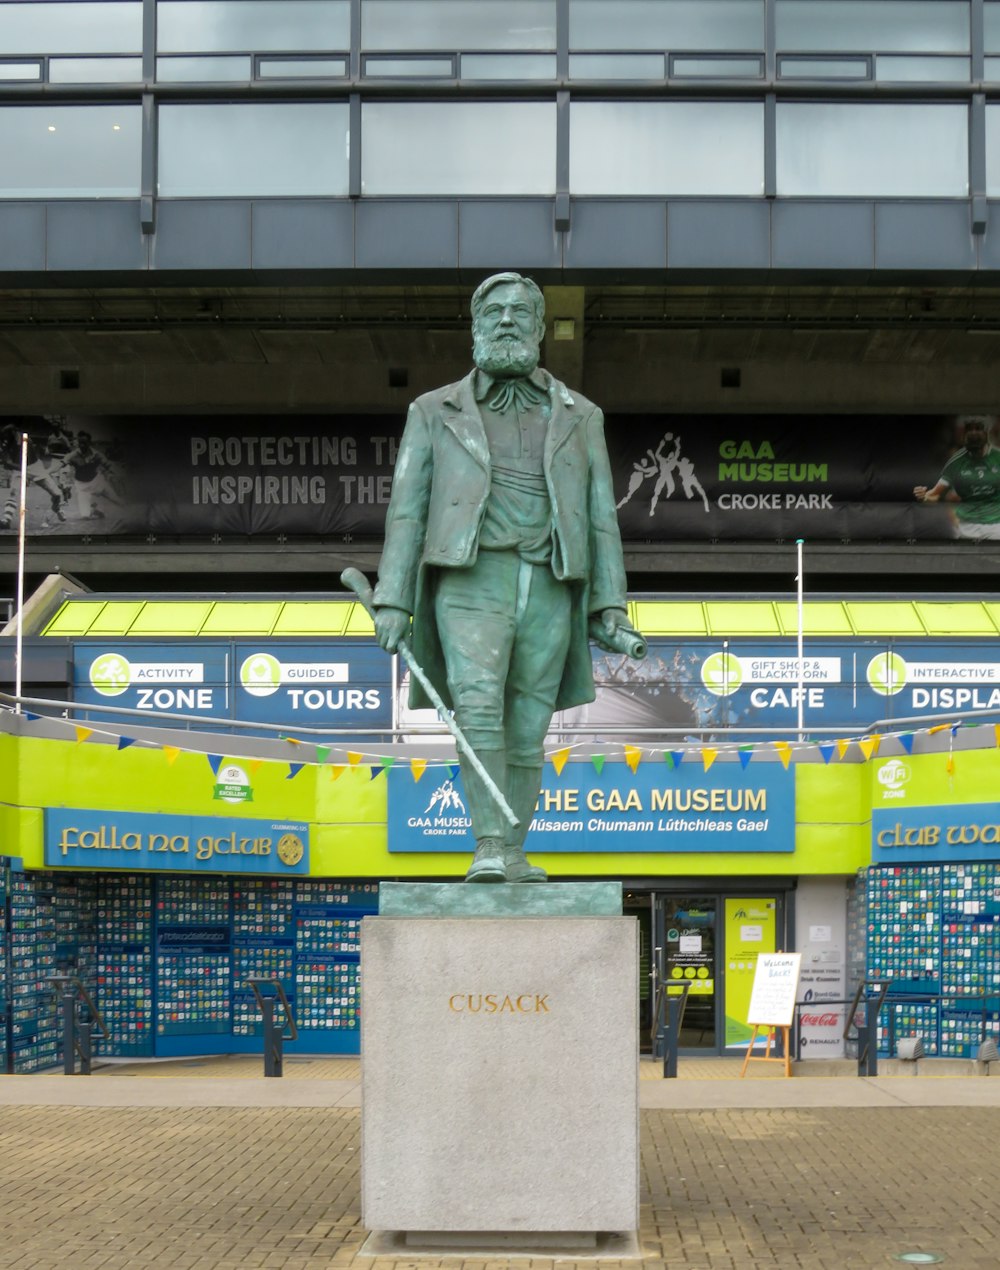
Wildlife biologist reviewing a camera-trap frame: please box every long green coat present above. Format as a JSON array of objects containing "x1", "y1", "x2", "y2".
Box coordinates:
[{"x1": 373, "y1": 368, "x2": 628, "y2": 712}]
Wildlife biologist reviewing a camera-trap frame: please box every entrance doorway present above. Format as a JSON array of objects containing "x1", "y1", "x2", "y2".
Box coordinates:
[{"x1": 662, "y1": 895, "x2": 717, "y2": 1050}]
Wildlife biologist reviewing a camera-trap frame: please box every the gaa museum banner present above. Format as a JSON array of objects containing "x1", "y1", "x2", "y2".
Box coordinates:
[
  {"x1": 2, "y1": 412, "x2": 993, "y2": 541},
  {"x1": 387, "y1": 762, "x2": 795, "y2": 853}
]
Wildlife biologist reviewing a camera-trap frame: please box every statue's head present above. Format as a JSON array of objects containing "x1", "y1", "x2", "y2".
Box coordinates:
[{"x1": 471, "y1": 272, "x2": 545, "y2": 378}]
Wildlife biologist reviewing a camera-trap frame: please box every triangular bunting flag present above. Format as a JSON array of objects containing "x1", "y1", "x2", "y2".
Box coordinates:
[
  {"x1": 551, "y1": 747, "x2": 571, "y2": 777},
  {"x1": 624, "y1": 744, "x2": 642, "y2": 773},
  {"x1": 248, "y1": 759, "x2": 264, "y2": 776},
  {"x1": 117, "y1": 736, "x2": 136, "y2": 751},
  {"x1": 899, "y1": 733, "x2": 915, "y2": 754},
  {"x1": 928, "y1": 723, "x2": 950, "y2": 735},
  {"x1": 381, "y1": 755, "x2": 396, "y2": 772},
  {"x1": 738, "y1": 747, "x2": 753, "y2": 770},
  {"x1": 836, "y1": 738, "x2": 851, "y2": 760},
  {"x1": 23, "y1": 711, "x2": 40, "y2": 721},
  {"x1": 347, "y1": 751, "x2": 363, "y2": 766},
  {"x1": 411, "y1": 757, "x2": 427, "y2": 782},
  {"x1": 369, "y1": 766, "x2": 382, "y2": 780},
  {"x1": 283, "y1": 736, "x2": 303, "y2": 746},
  {"x1": 773, "y1": 740, "x2": 792, "y2": 769},
  {"x1": 330, "y1": 765, "x2": 346, "y2": 781},
  {"x1": 315, "y1": 746, "x2": 330, "y2": 765},
  {"x1": 74, "y1": 726, "x2": 93, "y2": 745},
  {"x1": 163, "y1": 745, "x2": 180, "y2": 766},
  {"x1": 591, "y1": 754, "x2": 606, "y2": 775},
  {"x1": 701, "y1": 746, "x2": 717, "y2": 772},
  {"x1": 818, "y1": 742, "x2": 834, "y2": 765},
  {"x1": 946, "y1": 755, "x2": 956, "y2": 775},
  {"x1": 857, "y1": 737, "x2": 877, "y2": 762},
  {"x1": 206, "y1": 754, "x2": 223, "y2": 776},
  {"x1": 665, "y1": 750, "x2": 684, "y2": 770},
  {"x1": 449, "y1": 765, "x2": 460, "y2": 780},
  {"x1": 286, "y1": 763, "x2": 304, "y2": 780}
]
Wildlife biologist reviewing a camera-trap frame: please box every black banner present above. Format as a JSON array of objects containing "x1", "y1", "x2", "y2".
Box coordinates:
[{"x1": 0, "y1": 411, "x2": 989, "y2": 541}]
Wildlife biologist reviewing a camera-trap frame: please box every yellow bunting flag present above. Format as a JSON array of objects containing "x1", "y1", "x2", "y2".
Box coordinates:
[
  {"x1": 928, "y1": 723, "x2": 950, "y2": 735},
  {"x1": 347, "y1": 751, "x2": 363, "y2": 767},
  {"x1": 857, "y1": 736, "x2": 879, "y2": 762},
  {"x1": 995, "y1": 724, "x2": 1000, "y2": 749},
  {"x1": 551, "y1": 747, "x2": 571, "y2": 777},
  {"x1": 624, "y1": 744, "x2": 642, "y2": 773},
  {"x1": 773, "y1": 740, "x2": 792, "y2": 769},
  {"x1": 836, "y1": 738, "x2": 851, "y2": 760},
  {"x1": 284, "y1": 736, "x2": 302, "y2": 747},
  {"x1": 701, "y1": 746, "x2": 717, "y2": 772},
  {"x1": 74, "y1": 726, "x2": 93, "y2": 745},
  {"x1": 248, "y1": 759, "x2": 264, "y2": 776},
  {"x1": 162, "y1": 745, "x2": 180, "y2": 766},
  {"x1": 946, "y1": 755, "x2": 956, "y2": 775},
  {"x1": 410, "y1": 757, "x2": 427, "y2": 782},
  {"x1": 330, "y1": 765, "x2": 346, "y2": 781}
]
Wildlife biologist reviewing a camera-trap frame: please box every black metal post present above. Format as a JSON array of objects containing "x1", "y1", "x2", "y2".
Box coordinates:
[
  {"x1": 857, "y1": 998, "x2": 879, "y2": 1077},
  {"x1": 663, "y1": 996, "x2": 684, "y2": 1078},
  {"x1": 77, "y1": 1018, "x2": 92, "y2": 1076},
  {"x1": 61, "y1": 990, "x2": 76, "y2": 1075},
  {"x1": 261, "y1": 998, "x2": 283, "y2": 1077}
]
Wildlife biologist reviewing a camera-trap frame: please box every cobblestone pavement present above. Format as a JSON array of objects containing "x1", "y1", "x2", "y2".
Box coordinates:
[{"x1": 0, "y1": 1100, "x2": 995, "y2": 1269}]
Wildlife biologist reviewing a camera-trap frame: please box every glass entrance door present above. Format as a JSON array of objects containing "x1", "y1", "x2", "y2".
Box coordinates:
[{"x1": 661, "y1": 895, "x2": 717, "y2": 1051}]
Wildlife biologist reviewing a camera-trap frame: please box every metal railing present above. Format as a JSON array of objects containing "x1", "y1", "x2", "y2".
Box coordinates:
[
  {"x1": 46, "y1": 975, "x2": 109, "y2": 1076},
  {"x1": 247, "y1": 979, "x2": 298, "y2": 1078}
]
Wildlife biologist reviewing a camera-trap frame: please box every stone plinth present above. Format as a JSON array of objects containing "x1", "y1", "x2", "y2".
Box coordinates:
[{"x1": 361, "y1": 910, "x2": 638, "y2": 1235}]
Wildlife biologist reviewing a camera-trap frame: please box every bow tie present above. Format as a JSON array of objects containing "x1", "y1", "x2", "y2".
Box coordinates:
[{"x1": 488, "y1": 377, "x2": 548, "y2": 414}]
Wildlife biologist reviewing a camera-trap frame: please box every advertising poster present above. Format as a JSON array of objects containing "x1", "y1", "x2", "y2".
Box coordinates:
[
  {"x1": 871, "y1": 750, "x2": 1000, "y2": 864},
  {"x1": 723, "y1": 898, "x2": 777, "y2": 1049},
  {"x1": 1, "y1": 411, "x2": 993, "y2": 541},
  {"x1": 72, "y1": 642, "x2": 230, "y2": 719}
]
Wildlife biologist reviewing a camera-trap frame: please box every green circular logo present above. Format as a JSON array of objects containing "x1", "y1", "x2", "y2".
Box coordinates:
[
  {"x1": 701, "y1": 651, "x2": 743, "y2": 697},
  {"x1": 89, "y1": 652, "x2": 131, "y2": 697},
  {"x1": 867, "y1": 652, "x2": 907, "y2": 697},
  {"x1": 240, "y1": 652, "x2": 282, "y2": 698}
]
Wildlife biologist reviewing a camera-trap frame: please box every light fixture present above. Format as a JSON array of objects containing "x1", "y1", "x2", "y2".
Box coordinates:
[
  {"x1": 47, "y1": 124, "x2": 56, "y2": 132},
  {"x1": 897, "y1": 1036, "x2": 925, "y2": 1061}
]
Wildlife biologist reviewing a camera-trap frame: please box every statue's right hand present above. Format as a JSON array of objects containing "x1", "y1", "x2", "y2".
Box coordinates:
[{"x1": 374, "y1": 606, "x2": 411, "y2": 653}]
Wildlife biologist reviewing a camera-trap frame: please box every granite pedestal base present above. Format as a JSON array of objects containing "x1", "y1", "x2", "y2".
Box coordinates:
[{"x1": 361, "y1": 892, "x2": 638, "y2": 1238}]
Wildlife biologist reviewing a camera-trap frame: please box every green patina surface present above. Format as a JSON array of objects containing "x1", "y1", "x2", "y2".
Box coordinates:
[{"x1": 377, "y1": 880, "x2": 623, "y2": 917}]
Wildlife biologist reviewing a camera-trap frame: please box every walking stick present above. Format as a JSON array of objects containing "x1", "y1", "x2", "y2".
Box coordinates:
[{"x1": 340, "y1": 568, "x2": 519, "y2": 830}]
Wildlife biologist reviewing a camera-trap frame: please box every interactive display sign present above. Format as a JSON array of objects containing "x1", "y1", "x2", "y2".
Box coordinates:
[{"x1": 387, "y1": 762, "x2": 795, "y2": 854}]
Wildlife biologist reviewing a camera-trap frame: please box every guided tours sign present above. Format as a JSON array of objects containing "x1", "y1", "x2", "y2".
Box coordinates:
[{"x1": 387, "y1": 762, "x2": 795, "y2": 854}]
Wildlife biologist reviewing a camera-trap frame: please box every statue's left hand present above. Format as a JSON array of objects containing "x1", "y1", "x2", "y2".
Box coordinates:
[{"x1": 374, "y1": 606, "x2": 412, "y2": 653}]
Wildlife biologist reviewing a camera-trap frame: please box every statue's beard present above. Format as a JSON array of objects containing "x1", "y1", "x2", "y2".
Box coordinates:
[{"x1": 473, "y1": 329, "x2": 540, "y2": 378}]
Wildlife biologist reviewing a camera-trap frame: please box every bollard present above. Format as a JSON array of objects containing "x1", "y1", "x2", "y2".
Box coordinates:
[
  {"x1": 663, "y1": 996, "x2": 684, "y2": 1079},
  {"x1": 261, "y1": 998, "x2": 283, "y2": 1078},
  {"x1": 61, "y1": 990, "x2": 76, "y2": 1075},
  {"x1": 77, "y1": 1018, "x2": 93, "y2": 1076},
  {"x1": 856, "y1": 998, "x2": 879, "y2": 1077}
]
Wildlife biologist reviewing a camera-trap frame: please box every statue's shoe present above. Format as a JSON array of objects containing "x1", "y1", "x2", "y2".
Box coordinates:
[
  {"x1": 503, "y1": 846, "x2": 547, "y2": 884},
  {"x1": 465, "y1": 838, "x2": 507, "y2": 883}
]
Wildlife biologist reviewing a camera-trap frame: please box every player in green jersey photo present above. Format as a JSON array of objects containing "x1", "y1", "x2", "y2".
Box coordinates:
[{"x1": 914, "y1": 414, "x2": 1000, "y2": 541}]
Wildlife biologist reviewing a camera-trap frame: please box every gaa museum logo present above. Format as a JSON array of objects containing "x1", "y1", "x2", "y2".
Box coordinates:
[
  {"x1": 406, "y1": 777, "x2": 470, "y2": 837},
  {"x1": 876, "y1": 758, "x2": 911, "y2": 801}
]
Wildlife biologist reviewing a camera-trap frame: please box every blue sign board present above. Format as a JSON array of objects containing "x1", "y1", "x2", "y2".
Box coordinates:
[
  {"x1": 45, "y1": 809, "x2": 310, "y2": 875},
  {"x1": 387, "y1": 762, "x2": 795, "y2": 853},
  {"x1": 873, "y1": 803, "x2": 1000, "y2": 864},
  {"x1": 73, "y1": 643, "x2": 229, "y2": 718},
  {"x1": 233, "y1": 641, "x2": 391, "y2": 727}
]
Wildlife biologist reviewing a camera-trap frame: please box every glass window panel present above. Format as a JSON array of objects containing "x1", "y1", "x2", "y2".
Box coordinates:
[
  {"x1": 362, "y1": 101, "x2": 556, "y2": 194},
  {"x1": 461, "y1": 53, "x2": 556, "y2": 78},
  {"x1": 157, "y1": 55, "x2": 252, "y2": 80},
  {"x1": 257, "y1": 57, "x2": 347, "y2": 77},
  {"x1": 875, "y1": 55, "x2": 970, "y2": 81},
  {"x1": 0, "y1": 105, "x2": 141, "y2": 196},
  {"x1": 776, "y1": 103, "x2": 968, "y2": 196},
  {"x1": 986, "y1": 54, "x2": 1000, "y2": 77},
  {"x1": 569, "y1": 52, "x2": 664, "y2": 78},
  {"x1": 779, "y1": 57, "x2": 870, "y2": 79},
  {"x1": 158, "y1": 103, "x2": 350, "y2": 196},
  {"x1": 0, "y1": 60, "x2": 41, "y2": 80},
  {"x1": 50, "y1": 56, "x2": 142, "y2": 82},
  {"x1": 672, "y1": 56, "x2": 763, "y2": 77},
  {"x1": 983, "y1": 105, "x2": 1000, "y2": 194},
  {"x1": 987, "y1": 4, "x2": 1000, "y2": 53},
  {"x1": 362, "y1": 1, "x2": 555, "y2": 51},
  {"x1": 776, "y1": 2, "x2": 969, "y2": 54},
  {"x1": 0, "y1": 2, "x2": 142, "y2": 55},
  {"x1": 570, "y1": 101, "x2": 764, "y2": 195},
  {"x1": 364, "y1": 56, "x2": 454, "y2": 76},
  {"x1": 157, "y1": 1, "x2": 349, "y2": 54},
  {"x1": 570, "y1": 0, "x2": 764, "y2": 52}
]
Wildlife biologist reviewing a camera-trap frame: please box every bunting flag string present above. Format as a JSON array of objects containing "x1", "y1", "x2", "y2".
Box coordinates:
[{"x1": 551, "y1": 747, "x2": 572, "y2": 777}]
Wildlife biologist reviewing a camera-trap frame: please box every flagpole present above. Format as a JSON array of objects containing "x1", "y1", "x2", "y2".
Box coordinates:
[
  {"x1": 15, "y1": 432, "x2": 28, "y2": 714},
  {"x1": 796, "y1": 538, "x2": 804, "y2": 742}
]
